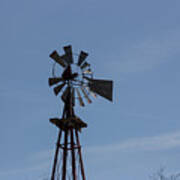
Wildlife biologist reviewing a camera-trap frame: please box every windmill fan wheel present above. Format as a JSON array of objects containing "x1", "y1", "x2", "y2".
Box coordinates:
[{"x1": 49, "y1": 45, "x2": 113, "y2": 107}]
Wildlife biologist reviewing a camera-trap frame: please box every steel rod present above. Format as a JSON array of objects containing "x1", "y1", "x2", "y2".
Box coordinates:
[
  {"x1": 70, "y1": 129, "x2": 77, "y2": 180},
  {"x1": 75, "y1": 130, "x2": 86, "y2": 180},
  {"x1": 62, "y1": 130, "x2": 68, "y2": 180}
]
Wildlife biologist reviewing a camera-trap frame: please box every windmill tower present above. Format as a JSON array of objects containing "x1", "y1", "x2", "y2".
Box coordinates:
[{"x1": 48, "y1": 45, "x2": 113, "y2": 180}]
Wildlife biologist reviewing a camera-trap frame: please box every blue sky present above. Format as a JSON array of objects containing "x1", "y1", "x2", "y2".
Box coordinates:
[{"x1": 1, "y1": 0, "x2": 180, "y2": 179}]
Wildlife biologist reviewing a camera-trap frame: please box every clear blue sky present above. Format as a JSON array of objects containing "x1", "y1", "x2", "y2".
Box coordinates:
[{"x1": 1, "y1": 0, "x2": 180, "y2": 179}]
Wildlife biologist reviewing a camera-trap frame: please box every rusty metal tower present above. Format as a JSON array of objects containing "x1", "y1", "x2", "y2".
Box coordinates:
[{"x1": 48, "y1": 45, "x2": 113, "y2": 180}]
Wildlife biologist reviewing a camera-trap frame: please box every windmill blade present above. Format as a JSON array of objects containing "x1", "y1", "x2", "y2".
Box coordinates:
[
  {"x1": 53, "y1": 82, "x2": 66, "y2": 96},
  {"x1": 85, "y1": 86, "x2": 97, "y2": 98},
  {"x1": 48, "y1": 77, "x2": 64, "y2": 86},
  {"x1": 59, "y1": 54, "x2": 69, "y2": 65},
  {"x1": 76, "y1": 88, "x2": 85, "y2": 107},
  {"x1": 49, "y1": 50, "x2": 66, "y2": 68},
  {"x1": 61, "y1": 87, "x2": 70, "y2": 103},
  {"x1": 63, "y1": 45, "x2": 73, "y2": 64},
  {"x1": 83, "y1": 68, "x2": 92, "y2": 74},
  {"x1": 81, "y1": 87, "x2": 92, "y2": 104},
  {"x1": 78, "y1": 51, "x2": 88, "y2": 66},
  {"x1": 87, "y1": 78, "x2": 113, "y2": 101},
  {"x1": 80, "y1": 62, "x2": 90, "y2": 70}
]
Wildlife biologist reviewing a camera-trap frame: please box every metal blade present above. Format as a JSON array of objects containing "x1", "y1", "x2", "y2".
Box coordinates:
[
  {"x1": 63, "y1": 45, "x2": 73, "y2": 64},
  {"x1": 87, "y1": 78, "x2": 113, "y2": 101},
  {"x1": 80, "y1": 62, "x2": 90, "y2": 70},
  {"x1": 78, "y1": 51, "x2": 88, "y2": 66},
  {"x1": 76, "y1": 88, "x2": 85, "y2": 107},
  {"x1": 61, "y1": 87, "x2": 70, "y2": 102},
  {"x1": 48, "y1": 77, "x2": 63, "y2": 86},
  {"x1": 85, "y1": 86, "x2": 97, "y2": 98},
  {"x1": 83, "y1": 68, "x2": 92, "y2": 74},
  {"x1": 81, "y1": 87, "x2": 92, "y2": 104},
  {"x1": 53, "y1": 82, "x2": 66, "y2": 96},
  {"x1": 49, "y1": 50, "x2": 66, "y2": 67},
  {"x1": 58, "y1": 54, "x2": 68, "y2": 65}
]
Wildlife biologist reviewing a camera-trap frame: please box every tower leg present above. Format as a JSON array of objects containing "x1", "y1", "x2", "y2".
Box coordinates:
[
  {"x1": 50, "y1": 129, "x2": 86, "y2": 180},
  {"x1": 51, "y1": 130, "x2": 62, "y2": 180},
  {"x1": 75, "y1": 130, "x2": 86, "y2": 180},
  {"x1": 70, "y1": 129, "x2": 77, "y2": 180},
  {"x1": 62, "y1": 130, "x2": 68, "y2": 180}
]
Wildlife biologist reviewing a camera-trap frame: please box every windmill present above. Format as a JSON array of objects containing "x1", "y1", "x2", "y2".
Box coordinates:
[{"x1": 49, "y1": 45, "x2": 113, "y2": 180}]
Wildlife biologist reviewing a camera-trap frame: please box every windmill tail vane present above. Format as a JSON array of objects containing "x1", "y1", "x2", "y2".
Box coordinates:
[{"x1": 48, "y1": 45, "x2": 113, "y2": 180}]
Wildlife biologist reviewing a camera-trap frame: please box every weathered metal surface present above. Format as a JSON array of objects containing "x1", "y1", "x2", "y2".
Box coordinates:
[
  {"x1": 80, "y1": 62, "x2": 90, "y2": 70},
  {"x1": 70, "y1": 129, "x2": 77, "y2": 180},
  {"x1": 81, "y1": 87, "x2": 92, "y2": 104},
  {"x1": 62, "y1": 130, "x2": 68, "y2": 180},
  {"x1": 53, "y1": 82, "x2": 66, "y2": 96},
  {"x1": 75, "y1": 130, "x2": 86, "y2": 180},
  {"x1": 85, "y1": 86, "x2": 97, "y2": 98},
  {"x1": 48, "y1": 77, "x2": 63, "y2": 86},
  {"x1": 61, "y1": 87, "x2": 70, "y2": 102},
  {"x1": 77, "y1": 51, "x2": 88, "y2": 66},
  {"x1": 49, "y1": 50, "x2": 66, "y2": 67},
  {"x1": 88, "y1": 78, "x2": 113, "y2": 101},
  {"x1": 83, "y1": 68, "x2": 92, "y2": 74},
  {"x1": 63, "y1": 45, "x2": 73, "y2": 64},
  {"x1": 50, "y1": 116, "x2": 87, "y2": 131},
  {"x1": 76, "y1": 88, "x2": 85, "y2": 107}
]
